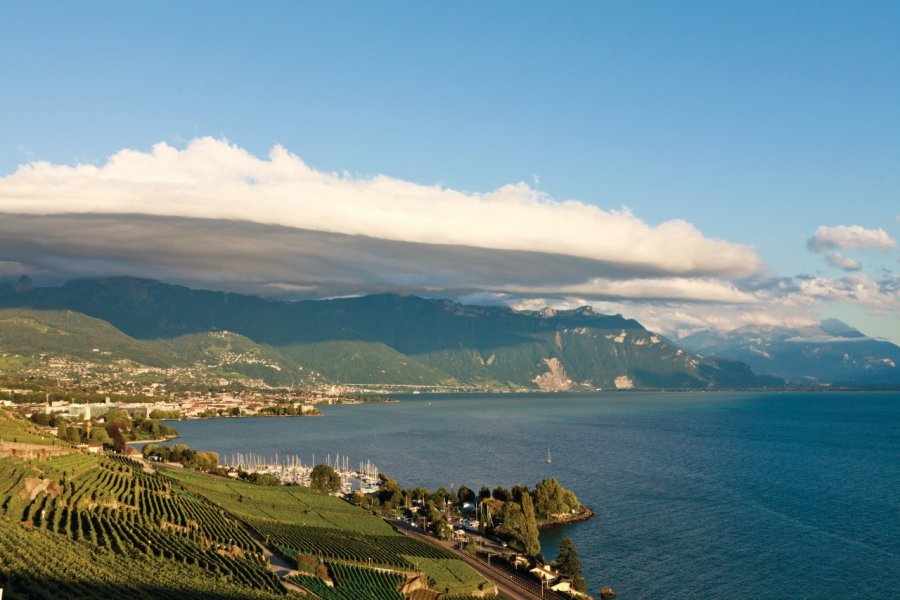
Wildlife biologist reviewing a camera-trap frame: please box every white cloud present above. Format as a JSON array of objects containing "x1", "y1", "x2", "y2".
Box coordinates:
[
  {"x1": 825, "y1": 252, "x2": 862, "y2": 271},
  {"x1": 506, "y1": 295, "x2": 818, "y2": 340},
  {"x1": 504, "y1": 271, "x2": 900, "y2": 340},
  {"x1": 499, "y1": 277, "x2": 756, "y2": 303},
  {"x1": 807, "y1": 224, "x2": 896, "y2": 253},
  {"x1": 794, "y1": 273, "x2": 900, "y2": 314},
  {"x1": 0, "y1": 137, "x2": 759, "y2": 278},
  {"x1": 1, "y1": 138, "x2": 897, "y2": 343}
]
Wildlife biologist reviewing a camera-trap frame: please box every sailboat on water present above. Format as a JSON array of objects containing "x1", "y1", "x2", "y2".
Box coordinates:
[{"x1": 545, "y1": 448, "x2": 552, "y2": 464}]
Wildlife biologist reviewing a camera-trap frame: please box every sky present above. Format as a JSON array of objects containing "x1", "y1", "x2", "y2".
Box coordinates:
[{"x1": 0, "y1": 1, "x2": 898, "y2": 342}]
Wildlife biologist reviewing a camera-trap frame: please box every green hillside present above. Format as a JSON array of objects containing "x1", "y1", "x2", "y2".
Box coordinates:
[
  {"x1": 0, "y1": 277, "x2": 776, "y2": 389},
  {"x1": 280, "y1": 341, "x2": 457, "y2": 386},
  {"x1": 162, "y1": 331, "x2": 308, "y2": 387},
  {"x1": 0, "y1": 308, "x2": 313, "y2": 389},
  {"x1": 0, "y1": 308, "x2": 171, "y2": 367}
]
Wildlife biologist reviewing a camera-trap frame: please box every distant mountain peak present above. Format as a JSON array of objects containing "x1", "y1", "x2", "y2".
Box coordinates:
[
  {"x1": 818, "y1": 318, "x2": 865, "y2": 339},
  {"x1": 678, "y1": 320, "x2": 900, "y2": 385},
  {"x1": 14, "y1": 275, "x2": 34, "y2": 293}
]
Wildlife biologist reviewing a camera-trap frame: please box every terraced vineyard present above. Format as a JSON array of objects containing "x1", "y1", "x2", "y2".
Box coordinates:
[
  {"x1": 252, "y1": 520, "x2": 453, "y2": 569},
  {"x1": 0, "y1": 517, "x2": 289, "y2": 600},
  {"x1": 163, "y1": 467, "x2": 490, "y2": 595},
  {"x1": 0, "y1": 411, "x2": 493, "y2": 599},
  {"x1": 0, "y1": 453, "x2": 287, "y2": 597},
  {"x1": 288, "y1": 562, "x2": 405, "y2": 600}
]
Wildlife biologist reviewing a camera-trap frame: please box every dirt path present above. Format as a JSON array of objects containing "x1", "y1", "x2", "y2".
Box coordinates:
[{"x1": 241, "y1": 522, "x2": 309, "y2": 595}]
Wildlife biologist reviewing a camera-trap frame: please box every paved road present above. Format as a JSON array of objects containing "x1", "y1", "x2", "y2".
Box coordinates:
[{"x1": 390, "y1": 519, "x2": 567, "y2": 600}]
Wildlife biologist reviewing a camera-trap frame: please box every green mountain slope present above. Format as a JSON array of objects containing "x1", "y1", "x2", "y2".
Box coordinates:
[
  {"x1": 0, "y1": 308, "x2": 172, "y2": 367},
  {"x1": 0, "y1": 277, "x2": 776, "y2": 389},
  {"x1": 0, "y1": 308, "x2": 311, "y2": 388}
]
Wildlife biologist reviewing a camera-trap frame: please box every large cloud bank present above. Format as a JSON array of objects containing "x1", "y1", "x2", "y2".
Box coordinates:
[
  {"x1": 0, "y1": 138, "x2": 897, "y2": 337},
  {"x1": 0, "y1": 137, "x2": 758, "y2": 277}
]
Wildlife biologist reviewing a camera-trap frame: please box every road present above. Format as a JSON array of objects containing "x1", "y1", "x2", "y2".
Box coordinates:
[{"x1": 390, "y1": 519, "x2": 568, "y2": 600}]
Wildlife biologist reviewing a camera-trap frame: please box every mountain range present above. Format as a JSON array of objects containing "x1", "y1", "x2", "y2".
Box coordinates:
[
  {"x1": 0, "y1": 276, "x2": 780, "y2": 391},
  {"x1": 679, "y1": 320, "x2": 900, "y2": 386}
]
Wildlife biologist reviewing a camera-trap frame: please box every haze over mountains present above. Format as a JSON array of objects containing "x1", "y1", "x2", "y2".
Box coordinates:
[
  {"x1": 1, "y1": 276, "x2": 779, "y2": 391},
  {"x1": 680, "y1": 320, "x2": 900, "y2": 386}
]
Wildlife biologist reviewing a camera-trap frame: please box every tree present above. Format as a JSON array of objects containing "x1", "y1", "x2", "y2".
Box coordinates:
[
  {"x1": 534, "y1": 478, "x2": 580, "y2": 518},
  {"x1": 410, "y1": 486, "x2": 430, "y2": 503},
  {"x1": 247, "y1": 472, "x2": 281, "y2": 486},
  {"x1": 105, "y1": 424, "x2": 127, "y2": 453},
  {"x1": 494, "y1": 495, "x2": 539, "y2": 557},
  {"x1": 66, "y1": 426, "x2": 82, "y2": 445},
  {"x1": 520, "y1": 493, "x2": 541, "y2": 557},
  {"x1": 90, "y1": 427, "x2": 110, "y2": 445},
  {"x1": 310, "y1": 464, "x2": 341, "y2": 493},
  {"x1": 511, "y1": 483, "x2": 530, "y2": 503},
  {"x1": 30, "y1": 412, "x2": 51, "y2": 426},
  {"x1": 377, "y1": 476, "x2": 401, "y2": 508},
  {"x1": 169, "y1": 443, "x2": 194, "y2": 465},
  {"x1": 553, "y1": 538, "x2": 587, "y2": 592},
  {"x1": 492, "y1": 486, "x2": 511, "y2": 502},
  {"x1": 431, "y1": 486, "x2": 449, "y2": 510},
  {"x1": 105, "y1": 409, "x2": 131, "y2": 430},
  {"x1": 195, "y1": 451, "x2": 219, "y2": 472},
  {"x1": 57, "y1": 419, "x2": 69, "y2": 441},
  {"x1": 457, "y1": 484, "x2": 475, "y2": 504},
  {"x1": 479, "y1": 485, "x2": 491, "y2": 500}
]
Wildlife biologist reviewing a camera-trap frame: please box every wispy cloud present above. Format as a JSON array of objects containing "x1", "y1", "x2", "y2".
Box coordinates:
[
  {"x1": 825, "y1": 252, "x2": 862, "y2": 271},
  {"x1": 807, "y1": 224, "x2": 896, "y2": 253}
]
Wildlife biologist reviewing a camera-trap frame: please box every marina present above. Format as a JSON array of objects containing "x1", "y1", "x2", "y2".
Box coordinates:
[{"x1": 222, "y1": 451, "x2": 382, "y2": 493}]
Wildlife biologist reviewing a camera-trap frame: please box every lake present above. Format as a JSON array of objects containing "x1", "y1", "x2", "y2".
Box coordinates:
[{"x1": 164, "y1": 391, "x2": 900, "y2": 599}]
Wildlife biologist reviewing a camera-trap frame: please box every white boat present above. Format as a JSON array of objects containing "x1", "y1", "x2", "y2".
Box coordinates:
[{"x1": 546, "y1": 448, "x2": 552, "y2": 464}]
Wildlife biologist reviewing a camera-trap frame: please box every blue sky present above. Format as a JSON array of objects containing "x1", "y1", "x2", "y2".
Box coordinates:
[{"x1": 0, "y1": 1, "x2": 898, "y2": 341}]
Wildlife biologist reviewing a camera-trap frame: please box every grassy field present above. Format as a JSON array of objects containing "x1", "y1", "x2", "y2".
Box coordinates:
[{"x1": 164, "y1": 467, "x2": 396, "y2": 534}]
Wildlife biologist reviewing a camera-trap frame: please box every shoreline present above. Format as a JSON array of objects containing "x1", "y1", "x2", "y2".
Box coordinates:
[
  {"x1": 537, "y1": 504, "x2": 595, "y2": 529},
  {"x1": 126, "y1": 435, "x2": 178, "y2": 445}
]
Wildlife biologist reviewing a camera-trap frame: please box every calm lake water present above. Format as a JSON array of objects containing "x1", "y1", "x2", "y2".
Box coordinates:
[{"x1": 165, "y1": 392, "x2": 900, "y2": 599}]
